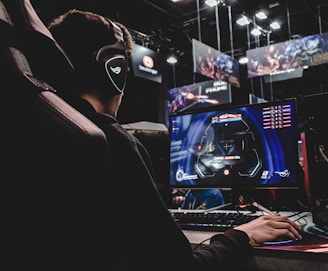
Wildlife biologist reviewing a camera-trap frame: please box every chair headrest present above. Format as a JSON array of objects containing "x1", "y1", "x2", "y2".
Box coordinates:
[{"x1": 3, "y1": 0, "x2": 76, "y2": 100}]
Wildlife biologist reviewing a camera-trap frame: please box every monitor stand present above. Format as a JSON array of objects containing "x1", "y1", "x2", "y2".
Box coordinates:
[{"x1": 195, "y1": 188, "x2": 275, "y2": 214}]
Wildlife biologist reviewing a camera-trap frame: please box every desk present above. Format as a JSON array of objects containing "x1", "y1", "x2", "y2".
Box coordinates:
[{"x1": 182, "y1": 211, "x2": 328, "y2": 271}]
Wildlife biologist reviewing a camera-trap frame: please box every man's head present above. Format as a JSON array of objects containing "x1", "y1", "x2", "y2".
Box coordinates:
[{"x1": 48, "y1": 9, "x2": 133, "y2": 98}]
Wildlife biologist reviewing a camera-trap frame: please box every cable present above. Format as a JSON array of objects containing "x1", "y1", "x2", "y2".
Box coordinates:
[
  {"x1": 192, "y1": 237, "x2": 211, "y2": 251},
  {"x1": 250, "y1": 201, "x2": 275, "y2": 215},
  {"x1": 318, "y1": 144, "x2": 328, "y2": 163},
  {"x1": 295, "y1": 199, "x2": 311, "y2": 212},
  {"x1": 195, "y1": 202, "x2": 234, "y2": 213},
  {"x1": 289, "y1": 211, "x2": 312, "y2": 226}
]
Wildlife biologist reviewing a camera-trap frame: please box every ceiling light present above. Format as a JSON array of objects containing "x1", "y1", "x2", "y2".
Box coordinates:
[
  {"x1": 238, "y1": 56, "x2": 248, "y2": 64},
  {"x1": 251, "y1": 28, "x2": 262, "y2": 36},
  {"x1": 255, "y1": 11, "x2": 267, "y2": 20},
  {"x1": 167, "y1": 56, "x2": 177, "y2": 64},
  {"x1": 205, "y1": 0, "x2": 219, "y2": 7},
  {"x1": 270, "y1": 22, "x2": 281, "y2": 30},
  {"x1": 236, "y1": 16, "x2": 250, "y2": 26}
]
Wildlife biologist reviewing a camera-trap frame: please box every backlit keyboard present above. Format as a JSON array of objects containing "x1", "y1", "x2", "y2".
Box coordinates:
[{"x1": 170, "y1": 210, "x2": 261, "y2": 232}]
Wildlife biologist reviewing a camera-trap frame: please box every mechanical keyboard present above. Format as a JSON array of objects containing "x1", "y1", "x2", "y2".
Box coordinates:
[{"x1": 170, "y1": 209, "x2": 262, "y2": 232}]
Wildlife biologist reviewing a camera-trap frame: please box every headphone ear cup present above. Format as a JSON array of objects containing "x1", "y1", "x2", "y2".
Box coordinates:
[
  {"x1": 94, "y1": 52, "x2": 128, "y2": 96},
  {"x1": 104, "y1": 54, "x2": 128, "y2": 94}
]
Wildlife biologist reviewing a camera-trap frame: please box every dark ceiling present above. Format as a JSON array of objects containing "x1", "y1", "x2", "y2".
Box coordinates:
[{"x1": 31, "y1": 0, "x2": 328, "y2": 108}]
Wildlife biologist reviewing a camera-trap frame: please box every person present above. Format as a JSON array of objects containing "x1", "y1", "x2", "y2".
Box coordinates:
[{"x1": 47, "y1": 9, "x2": 302, "y2": 271}]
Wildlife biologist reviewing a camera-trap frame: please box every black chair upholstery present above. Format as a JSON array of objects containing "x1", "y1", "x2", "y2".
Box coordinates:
[
  {"x1": 2, "y1": 0, "x2": 76, "y2": 99},
  {"x1": 1, "y1": 0, "x2": 114, "y2": 268}
]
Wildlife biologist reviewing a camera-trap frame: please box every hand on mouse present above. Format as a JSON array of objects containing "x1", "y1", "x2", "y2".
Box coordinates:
[{"x1": 234, "y1": 213, "x2": 303, "y2": 246}]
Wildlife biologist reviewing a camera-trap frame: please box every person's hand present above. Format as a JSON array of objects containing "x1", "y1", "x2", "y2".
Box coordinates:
[{"x1": 234, "y1": 213, "x2": 302, "y2": 246}]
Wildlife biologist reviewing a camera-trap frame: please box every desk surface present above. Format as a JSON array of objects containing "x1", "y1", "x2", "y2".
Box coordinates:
[{"x1": 181, "y1": 211, "x2": 328, "y2": 271}]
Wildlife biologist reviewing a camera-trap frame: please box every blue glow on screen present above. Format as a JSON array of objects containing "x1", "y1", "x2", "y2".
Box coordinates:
[{"x1": 169, "y1": 99, "x2": 298, "y2": 189}]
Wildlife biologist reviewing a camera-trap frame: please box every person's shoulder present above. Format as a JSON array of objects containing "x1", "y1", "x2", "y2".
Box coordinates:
[
  {"x1": 86, "y1": 112, "x2": 118, "y2": 127},
  {"x1": 87, "y1": 112, "x2": 136, "y2": 142}
]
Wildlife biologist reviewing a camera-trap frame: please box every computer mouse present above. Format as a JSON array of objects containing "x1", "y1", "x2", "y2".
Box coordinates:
[{"x1": 262, "y1": 235, "x2": 300, "y2": 246}]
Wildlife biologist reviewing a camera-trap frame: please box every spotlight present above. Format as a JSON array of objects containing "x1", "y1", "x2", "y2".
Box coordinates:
[
  {"x1": 167, "y1": 56, "x2": 177, "y2": 64},
  {"x1": 205, "y1": 0, "x2": 219, "y2": 7},
  {"x1": 236, "y1": 16, "x2": 250, "y2": 26},
  {"x1": 270, "y1": 22, "x2": 281, "y2": 30},
  {"x1": 238, "y1": 56, "x2": 248, "y2": 64},
  {"x1": 255, "y1": 11, "x2": 267, "y2": 20},
  {"x1": 251, "y1": 28, "x2": 262, "y2": 36}
]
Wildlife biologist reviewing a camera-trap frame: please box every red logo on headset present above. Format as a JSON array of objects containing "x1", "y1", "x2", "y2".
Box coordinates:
[{"x1": 142, "y1": 55, "x2": 154, "y2": 69}]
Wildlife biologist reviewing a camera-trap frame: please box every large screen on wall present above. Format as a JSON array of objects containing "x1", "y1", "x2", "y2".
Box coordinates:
[
  {"x1": 192, "y1": 39, "x2": 240, "y2": 88},
  {"x1": 168, "y1": 98, "x2": 301, "y2": 190},
  {"x1": 247, "y1": 32, "x2": 328, "y2": 79},
  {"x1": 130, "y1": 43, "x2": 163, "y2": 83},
  {"x1": 165, "y1": 80, "x2": 231, "y2": 127}
]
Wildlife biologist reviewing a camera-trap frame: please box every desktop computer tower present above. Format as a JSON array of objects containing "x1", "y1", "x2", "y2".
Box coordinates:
[{"x1": 300, "y1": 93, "x2": 328, "y2": 226}]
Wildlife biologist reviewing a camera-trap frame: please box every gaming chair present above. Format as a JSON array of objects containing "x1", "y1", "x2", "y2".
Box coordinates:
[{"x1": 1, "y1": 0, "x2": 115, "y2": 269}]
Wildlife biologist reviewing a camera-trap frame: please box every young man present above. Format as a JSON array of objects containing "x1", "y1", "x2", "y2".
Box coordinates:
[{"x1": 48, "y1": 9, "x2": 302, "y2": 271}]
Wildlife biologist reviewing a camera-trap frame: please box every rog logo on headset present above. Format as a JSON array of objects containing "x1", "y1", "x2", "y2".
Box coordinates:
[{"x1": 109, "y1": 65, "x2": 122, "y2": 74}]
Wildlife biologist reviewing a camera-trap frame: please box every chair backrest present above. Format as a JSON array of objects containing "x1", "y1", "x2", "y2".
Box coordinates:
[
  {"x1": 2, "y1": 0, "x2": 76, "y2": 99},
  {"x1": 1, "y1": 0, "x2": 114, "y2": 267}
]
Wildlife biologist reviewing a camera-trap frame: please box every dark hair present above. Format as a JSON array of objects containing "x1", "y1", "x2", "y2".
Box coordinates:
[{"x1": 48, "y1": 9, "x2": 133, "y2": 94}]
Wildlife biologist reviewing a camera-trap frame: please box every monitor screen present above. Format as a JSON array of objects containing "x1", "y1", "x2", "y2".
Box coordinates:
[{"x1": 169, "y1": 98, "x2": 300, "y2": 191}]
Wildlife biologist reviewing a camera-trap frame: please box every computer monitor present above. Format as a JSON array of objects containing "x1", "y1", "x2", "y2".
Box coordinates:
[{"x1": 168, "y1": 98, "x2": 302, "y2": 195}]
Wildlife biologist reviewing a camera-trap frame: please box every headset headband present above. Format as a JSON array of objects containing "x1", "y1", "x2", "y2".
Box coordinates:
[
  {"x1": 93, "y1": 19, "x2": 128, "y2": 95},
  {"x1": 110, "y1": 20, "x2": 125, "y2": 45}
]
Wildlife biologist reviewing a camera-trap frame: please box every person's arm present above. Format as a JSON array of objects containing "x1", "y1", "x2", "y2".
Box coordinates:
[{"x1": 192, "y1": 229, "x2": 253, "y2": 270}]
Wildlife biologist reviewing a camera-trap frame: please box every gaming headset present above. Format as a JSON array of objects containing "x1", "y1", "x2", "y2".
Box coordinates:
[{"x1": 92, "y1": 19, "x2": 129, "y2": 96}]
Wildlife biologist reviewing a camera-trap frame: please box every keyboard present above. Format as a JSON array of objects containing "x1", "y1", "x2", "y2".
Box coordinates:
[{"x1": 170, "y1": 209, "x2": 262, "y2": 232}]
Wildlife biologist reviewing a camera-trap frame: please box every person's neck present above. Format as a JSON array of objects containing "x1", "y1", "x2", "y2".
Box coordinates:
[{"x1": 81, "y1": 93, "x2": 118, "y2": 117}]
